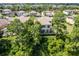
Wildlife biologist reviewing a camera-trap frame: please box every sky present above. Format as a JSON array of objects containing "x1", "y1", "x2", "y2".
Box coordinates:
[{"x1": 0, "y1": 0, "x2": 79, "y2": 3}]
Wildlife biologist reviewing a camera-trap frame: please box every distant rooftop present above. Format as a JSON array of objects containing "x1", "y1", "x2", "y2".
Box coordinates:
[{"x1": 0, "y1": 19, "x2": 10, "y2": 29}]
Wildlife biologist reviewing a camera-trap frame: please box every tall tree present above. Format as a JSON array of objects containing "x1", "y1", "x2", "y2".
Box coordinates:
[
  {"x1": 68, "y1": 15, "x2": 79, "y2": 56},
  {"x1": 48, "y1": 11, "x2": 69, "y2": 56},
  {"x1": 52, "y1": 11, "x2": 67, "y2": 39},
  {"x1": 7, "y1": 16, "x2": 48, "y2": 56}
]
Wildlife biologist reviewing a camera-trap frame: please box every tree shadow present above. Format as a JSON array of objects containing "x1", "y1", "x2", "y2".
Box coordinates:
[{"x1": 0, "y1": 39, "x2": 11, "y2": 56}]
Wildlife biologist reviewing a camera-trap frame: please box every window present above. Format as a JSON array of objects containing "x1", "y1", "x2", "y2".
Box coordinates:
[
  {"x1": 41, "y1": 29, "x2": 45, "y2": 33},
  {"x1": 46, "y1": 29, "x2": 52, "y2": 33},
  {"x1": 47, "y1": 25, "x2": 50, "y2": 28}
]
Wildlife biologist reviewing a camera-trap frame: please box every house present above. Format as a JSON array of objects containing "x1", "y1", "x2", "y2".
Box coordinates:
[
  {"x1": 63, "y1": 10, "x2": 79, "y2": 15},
  {"x1": 0, "y1": 19, "x2": 10, "y2": 36},
  {"x1": 22, "y1": 13, "x2": 29, "y2": 17},
  {"x1": 2, "y1": 9, "x2": 13, "y2": 16},
  {"x1": 66, "y1": 16, "x2": 74, "y2": 25},
  {"x1": 17, "y1": 16, "x2": 30, "y2": 23},
  {"x1": 43, "y1": 11, "x2": 54, "y2": 17},
  {"x1": 35, "y1": 17, "x2": 53, "y2": 34},
  {"x1": 5, "y1": 16, "x2": 14, "y2": 21},
  {"x1": 0, "y1": 19, "x2": 10, "y2": 30},
  {"x1": 29, "y1": 11, "x2": 37, "y2": 16},
  {"x1": 36, "y1": 12, "x2": 41, "y2": 17},
  {"x1": 16, "y1": 11, "x2": 26, "y2": 16},
  {"x1": 74, "y1": 10, "x2": 79, "y2": 14},
  {"x1": 63, "y1": 10, "x2": 74, "y2": 15}
]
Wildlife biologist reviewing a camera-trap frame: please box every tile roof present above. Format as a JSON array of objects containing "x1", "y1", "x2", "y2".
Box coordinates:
[
  {"x1": 0, "y1": 19, "x2": 10, "y2": 29},
  {"x1": 17, "y1": 16, "x2": 30, "y2": 23},
  {"x1": 36, "y1": 17, "x2": 52, "y2": 25}
]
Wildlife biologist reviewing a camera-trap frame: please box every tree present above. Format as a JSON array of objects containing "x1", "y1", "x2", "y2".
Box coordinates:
[
  {"x1": 7, "y1": 16, "x2": 48, "y2": 56},
  {"x1": 7, "y1": 17, "x2": 35, "y2": 55},
  {"x1": 10, "y1": 5, "x2": 20, "y2": 11},
  {"x1": 48, "y1": 12, "x2": 79, "y2": 56},
  {"x1": 48, "y1": 36, "x2": 67, "y2": 56},
  {"x1": 23, "y1": 5, "x2": 31, "y2": 12},
  {"x1": 71, "y1": 15, "x2": 79, "y2": 39},
  {"x1": 0, "y1": 38, "x2": 11, "y2": 56},
  {"x1": 67, "y1": 15, "x2": 79, "y2": 56},
  {"x1": 47, "y1": 11, "x2": 71, "y2": 56},
  {"x1": 52, "y1": 11, "x2": 67, "y2": 39}
]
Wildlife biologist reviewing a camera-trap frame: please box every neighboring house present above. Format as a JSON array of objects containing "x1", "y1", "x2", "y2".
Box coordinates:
[
  {"x1": 0, "y1": 19, "x2": 10, "y2": 30},
  {"x1": 17, "y1": 16, "x2": 30, "y2": 23},
  {"x1": 42, "y1": 11, "x2": 54, "y2": 17},
  {"x1": 36, "y1": 12, "x2": 41, "y2": 17},
  {"x1": 74, "y1": 10, "x2": 79, "y2": 14},
  {"x1": 2, "y1": 9, "x2": 13, "y2": 16},
  {"x1": 22, "y1": 13, "x2": 29, "y2": 17},
  {"x1": 63, "y1": 10, "x2": 74, "y2": 15},
  {"x1": 0, "y1": 19, "x2": 10, "y2": 36},
  {"x1": 66, "y1": 16, "x2": 74, "y2": 25},
  {"x1": 16, "y1": 11, "x2": 26, "y2": 16},
  {"x1": 5, "y1": 16, "x2": 14, "y2": 21},
  {"x1": 29, "y1": 11, "x2": 37, "y2": 16}
]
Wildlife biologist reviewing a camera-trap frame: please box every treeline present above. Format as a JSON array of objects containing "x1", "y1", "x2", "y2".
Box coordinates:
[
  {"x1": 0, "y1": 4, "x2": 79, "y2": 12},
  {"x1": 0, "y1": 11, "x2": 79, "y2": 56}
]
